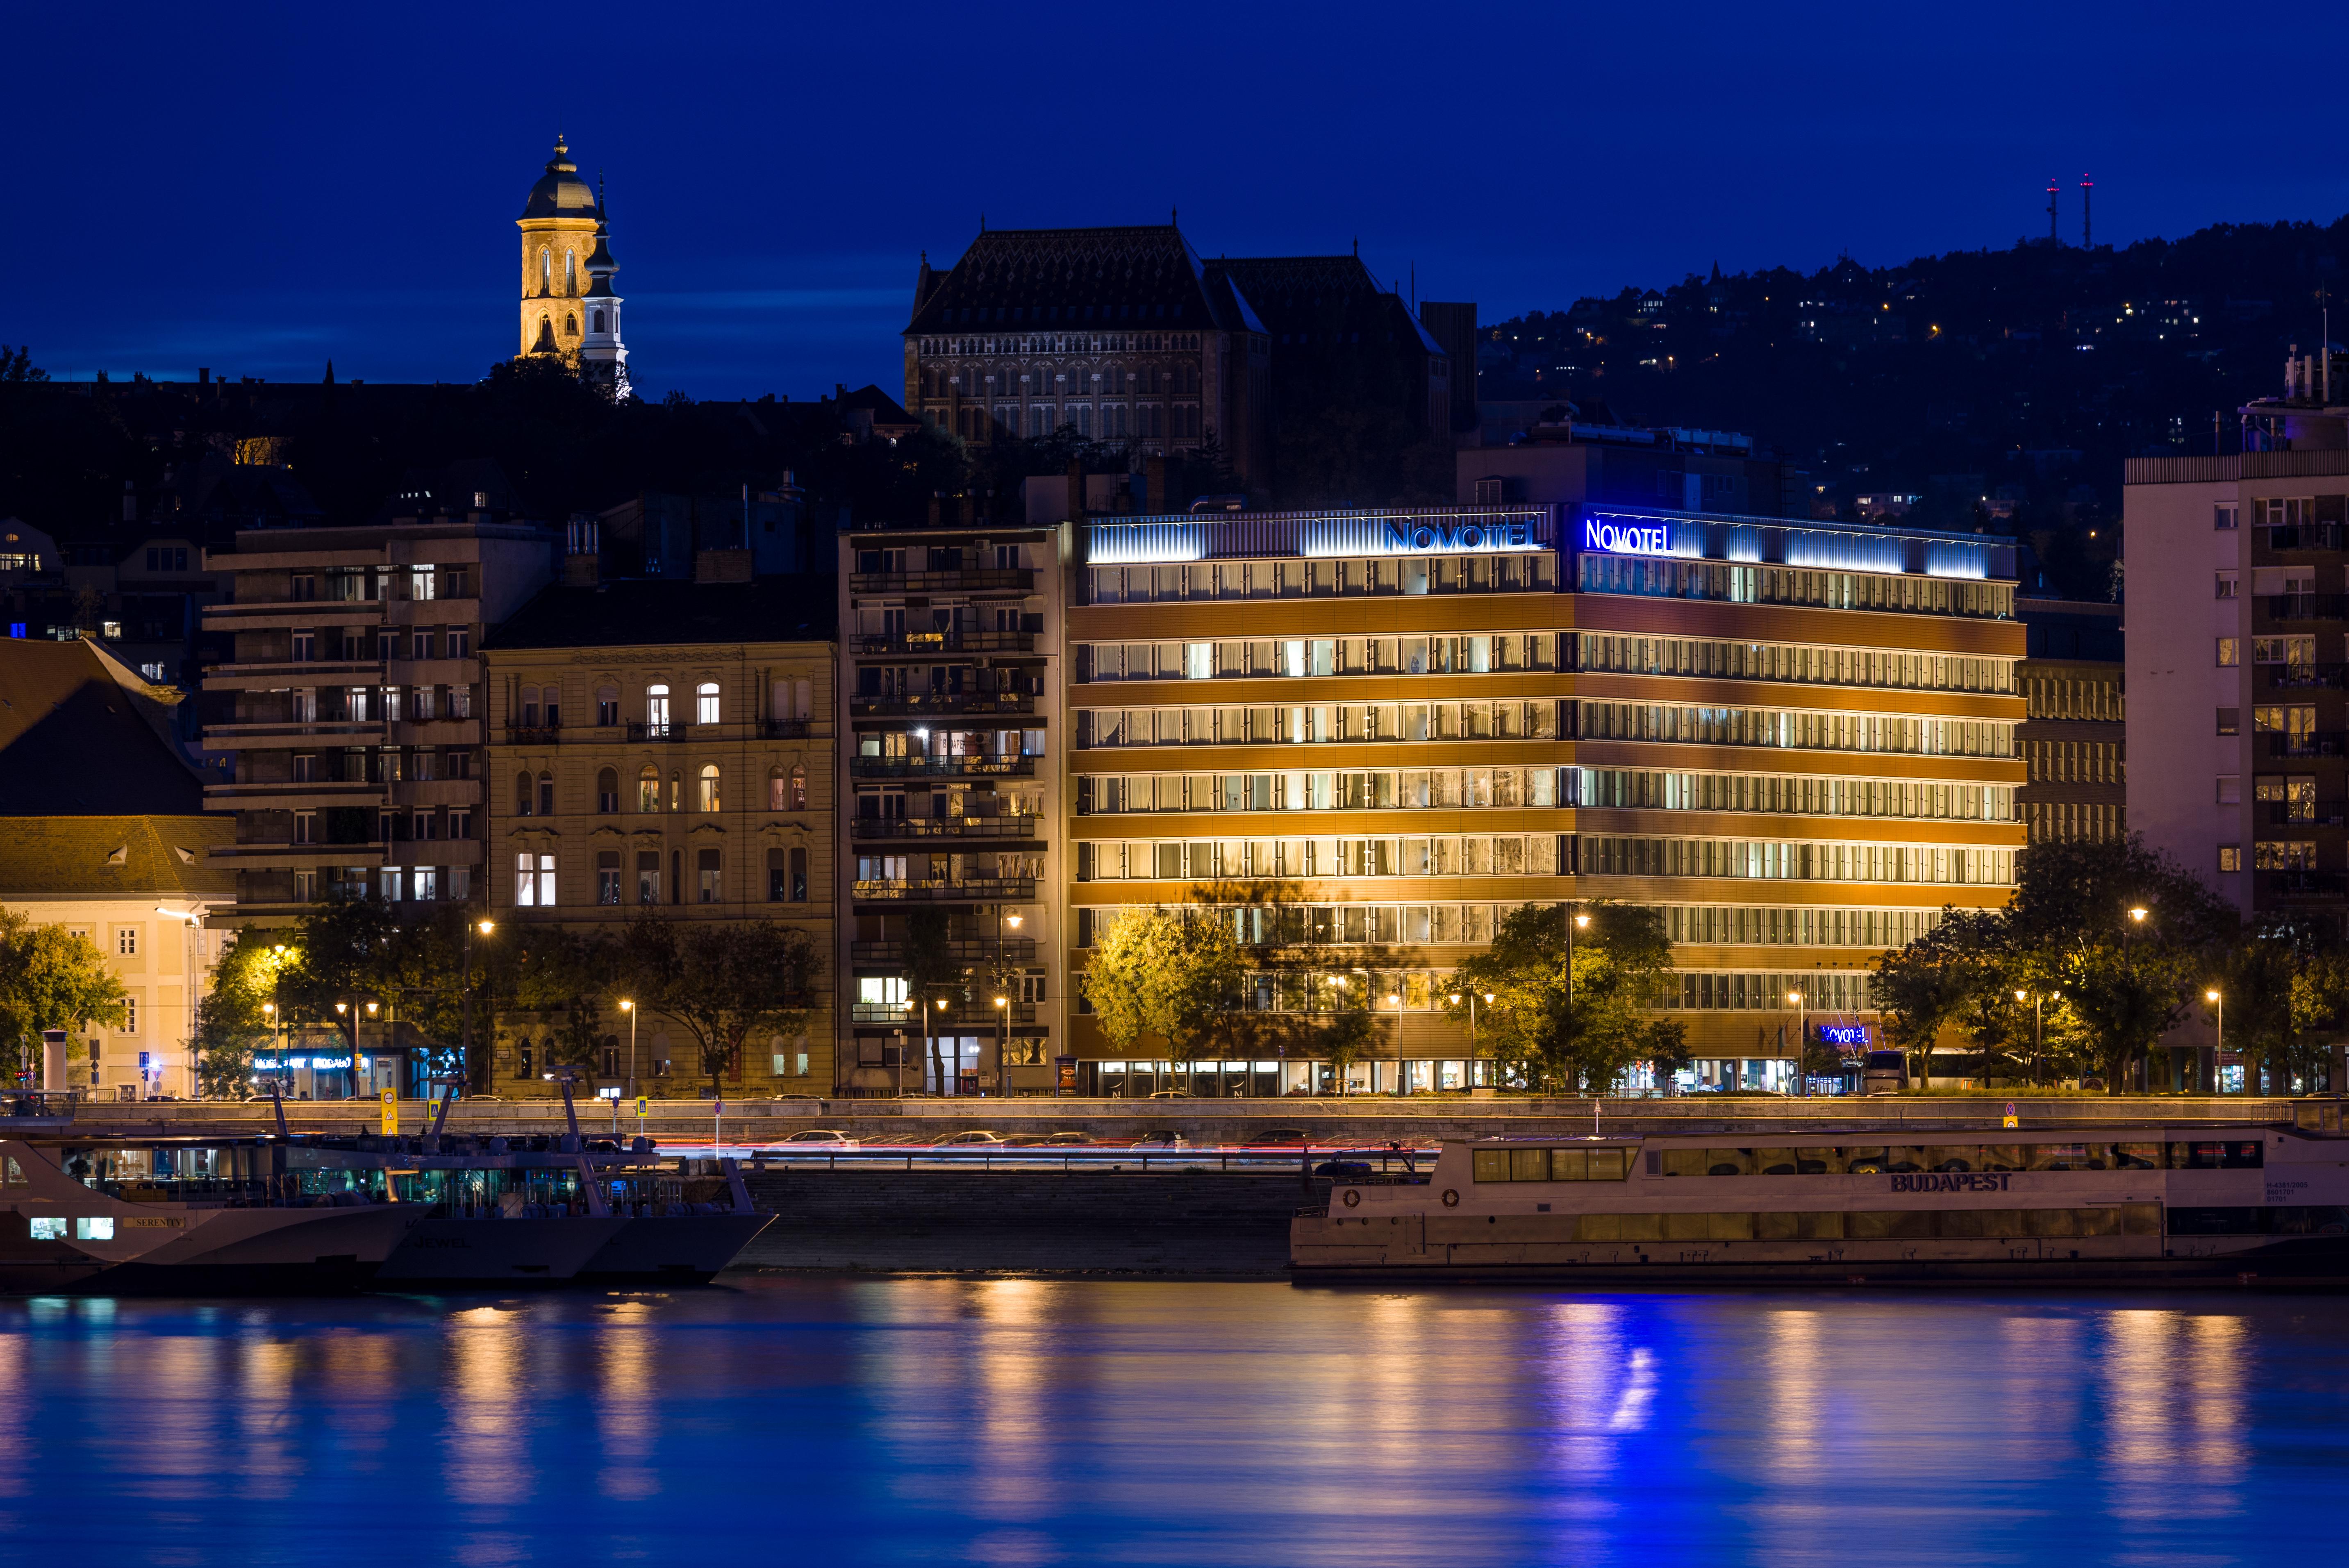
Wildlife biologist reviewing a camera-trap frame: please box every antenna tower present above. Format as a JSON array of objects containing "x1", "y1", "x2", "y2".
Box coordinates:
[
  {"x1": 2080, "y1": 173, "x2": 2093, "y2": 248},
  {"x1": 2046, "y1": 177, "x2": 2060, "y2": 244}
]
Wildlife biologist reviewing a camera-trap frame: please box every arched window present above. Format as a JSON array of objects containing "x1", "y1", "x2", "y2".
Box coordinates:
[
  {"x1": 596, "y1": 767, "x2": 619, "y2": 814},
  {"x1": 646, "y1": 683, "x2": 670, "y2": 736},
  {"x1": 540, "y1": 248, "x2": 551, "y2": 294},
  {"x1": 791, "y1": 764, "x2": 807, "y2": 810},
  {"x1": 696, "y1": 682, "x2": 721, "y2": 725},
  {"x1": 565, "y1": 250, "x2": 577, "y2": 295},
  {"x1": 768, "y1": 767, "x2": 787, "y2": 811},
  {"x1": 592, "y1": 308, "x2": 605, "y2": 334},
  {"x1": 669, "y1": 769, "x2": 681, "y2": 812},
  {"x1": 537, "y1": 770, "x2": 555, "y2": 817},
  {"x1": 637, "y1": 766, "x2": 660, "y2": 813},
  {"x1": 515, "y1": 770, "x2": 534, "y2": 816},
  {"x1": 698, "y1": 764, "x2": 721, "y2": 813},
  {"x1": 565, "y1": 314, "x2": 578, "y2": 338}
]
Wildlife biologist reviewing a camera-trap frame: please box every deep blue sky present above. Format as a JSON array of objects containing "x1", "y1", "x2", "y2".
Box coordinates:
[{"x1": 7, "y1": 2, "x2": 2345, "y2": 400}]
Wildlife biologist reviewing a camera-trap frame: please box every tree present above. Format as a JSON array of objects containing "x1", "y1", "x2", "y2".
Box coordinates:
[
  {"x1": 507, "y1": 927, "x2": 618, "y2": 1074},
  {"x1": 1078, "y1": 907, "x2": 1245, "y2": 1074},
  {"x1": 1873, "y1": 909, "x2": 2010, "y2": 1089},
  {"x1": 0, "y1": 909, "x2": 127, "y2": 1082},
  {"x1": 902, "y1": 907, "x2": 963, "y2": 1093},
  {"x1": 1446, "y1": 902, "x2": 1685, "y2": 1095},
  {"x1": 621, "y1": 913, "x2": 819, "y2": 1097},
  {"x1": 191, "y1": 931, "x2": 293, "y2": 1096}
]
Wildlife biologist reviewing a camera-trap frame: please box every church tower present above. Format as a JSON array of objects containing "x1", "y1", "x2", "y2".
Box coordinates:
[
  {"x1": 575, "y1": 179, "x2": 630, "y2": 398},
  {"x1": 515, "y1": 136, "x2": 606, "y2": 369}
]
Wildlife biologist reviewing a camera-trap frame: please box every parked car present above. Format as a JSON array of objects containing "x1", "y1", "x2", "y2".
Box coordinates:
[
  {"x1": 1043, "y1": 1131, "x2": 1092, "y2": 1145},
  {"x1": 936, "y1": 1129, "x2": 1008, "y2": 1145},
  {"x1": 1000, "y1": 1133, "x2": 1052, "y2": 1147},
  {"x1": 1314, "y1": 1159, "x2": 1374, "y2": 1179},
  {"x1": 1253, "y1": 1127, "x2": 1310, "y2": 1145},
  {"x1": 780, "y1": 1129, "x2": 859, "y2": 1148}
]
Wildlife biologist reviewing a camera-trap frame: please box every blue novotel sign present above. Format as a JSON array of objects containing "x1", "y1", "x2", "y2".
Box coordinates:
[
  {"x1": 1816, "y1": 1025, "x2": 1871, "y2": 1046},
  {"x1": 1377, "y1": 517, "x2": 1533, "y2": 553},
  {"x1": 1580, "y1": 516, "x2": 1673, "y2": 557}
]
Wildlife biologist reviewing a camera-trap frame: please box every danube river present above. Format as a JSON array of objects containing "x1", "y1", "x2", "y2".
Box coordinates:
[{"x1": 3, "y1": 1279, "x2": 2345, "y2": 1566}]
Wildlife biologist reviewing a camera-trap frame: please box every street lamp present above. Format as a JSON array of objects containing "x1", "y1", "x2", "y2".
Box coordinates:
[
  {"x1": 2206, "y1": 987, "x2": 2224, "y2": 1096},
  {"x1": 461, "y1": 917, "x2": 494, "y2": 1097},
  {"x1": 1328, "y1": 974, "x2": 1348, "y2": 1095},
  {"x1": 1787, "y1": 989, "x2": 1808, "y2": 1098},
  {"x1": 993, "y1": 993, "x2": 1009, "y2": 1098},
  {"x1": 619, "y1": 998, "x2": 637, "y2": 1099}
]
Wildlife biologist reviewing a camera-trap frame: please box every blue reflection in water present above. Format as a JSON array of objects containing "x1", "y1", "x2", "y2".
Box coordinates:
[{"x1": 1, "y1": 1282, "x2": 2346, "y2": 1566}]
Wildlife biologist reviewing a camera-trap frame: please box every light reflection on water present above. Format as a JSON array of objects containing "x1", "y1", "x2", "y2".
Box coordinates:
[{"x1": 0, "y1": 1281, "x2": 2344, "y2": 1566}]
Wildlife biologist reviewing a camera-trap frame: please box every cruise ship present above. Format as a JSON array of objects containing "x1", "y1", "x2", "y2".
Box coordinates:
[{"x1": 1292, "y1": 1105, "x2": 2349, "y2": 1285}]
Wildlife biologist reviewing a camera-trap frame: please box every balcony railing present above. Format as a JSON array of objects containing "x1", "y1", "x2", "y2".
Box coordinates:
[
  {"x1": 2258, "y1": 870, "x2": 2349, "y2": 900},
  {"x1": 503, "y1": 724, "x2": 564, "y2": 745},
  {"x1": 852, "y1": 877, "x2": 1036, "y2": 903},
  {"x1": 2267, "y1": 525, "x2": 2345, "y2": 552},
  {"x1": 850, "y1": 1001, "x2": 1039, "y2": 1026},
  {"x1": 852, "y1": 815, "x2": 1040, "y2": 841},
  {"x1": 2258, "y1": 664, "x2": 2349, "y2": 691},
  {"x1": 760, "y1": 718, "x2": 816, "y2": 739},
  {"x1": 850, "y1": 568, "x2": 1035, "y2": 594},
  {"x1": 851, "y1": 938, "x2": 1036, "y2": 964},
  {"x1": 626, "y1": 721, "x2": 687, "y2": 742},
  {"x1": 2265, "y1": 801, "x2": 2349, "y2": 828},
  {"x1": 857, "y1": 630, "x2": 1035, "y2": 655},
  {"x1": 2256, "y1": 593, "x2": 2349, "y2": 622},
  {"x1": 851, "y1": 692, "x2": 1035, "y2": 718},
  {"x1": 2261, "y1": 731, "x2": 2348, "y2": 758},
  {"x1": 850, "y1": 754, "x2": 1035, "y2": 779}
]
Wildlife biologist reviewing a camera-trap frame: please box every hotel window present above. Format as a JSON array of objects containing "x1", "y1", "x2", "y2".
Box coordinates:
[
  {"x1": 2216, "y1": 572, "x2": 2239, "y2": 599},
  {"x1": 515, "y1": 771, "x2": 534, "y2": 816},
  {"x1": 516, "y1": 852, "x2": 557, "y2": 906},
  {"x1": 698, "y1": 848, "x2": 722, "y2": 903},
  {"x1": 2216, "y1": 638, "x2": 2240, "y2": 667},
  {"x1": 537, "y1": 772, "x2": 555, "y2": 816},
  {"x1": 596, "y1": 684, "x2": 619, "y2": 726},
  {"x1": 698, "y1": 764, "x2": 721, "y2": 812},
  {"x1": 2215, "y1": 504, "x2": 2239, "y2": 530},
  {"x1": 597, "y1": 851, "x2": 621, "y2": 905},
  {"x1": 696, "y1": 682, "x2": 721, "y2": 725},
  {"x1": 2219, "y1": 845, "x2": 2242, "y2": 872},
  {"x1": 646, "y1": 684, "x2": 671, "y2": 735}
]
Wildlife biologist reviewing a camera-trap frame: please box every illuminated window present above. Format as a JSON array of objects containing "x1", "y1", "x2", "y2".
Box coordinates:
[
  {"x1": 698, "y1": 764, "x2": 721, "y2": 813},
  {"x1": 637, "y1": 766, "x2": 659, "y2": 813},
  {"x1": 696, "y1": 682, "x2": 720, "y2": 725}
]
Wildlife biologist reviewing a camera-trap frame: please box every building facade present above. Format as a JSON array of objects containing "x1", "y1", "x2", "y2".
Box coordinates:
[
  {"x1": 199, "y1": 473, "x2": 553, "y2": 925},
  {"x1": 1064, "y1": 502, "x2": 2025, "y2": 1095},
  {"x1": 481, "y1": 569, "x2": 837, "y2": 1097},
  {"x1": 2017, "y1": 597, "x2": 2125, "y2": 843},
  {"x1": 0, "y1": 637, "x2": 236, "y2": 1099},
  {"x1": 837, "y1": 525, "x2": 1064, "y2": 1095},
  {"x1": 2125, "y1": 445, "x2": 2349, "y2": 921}
]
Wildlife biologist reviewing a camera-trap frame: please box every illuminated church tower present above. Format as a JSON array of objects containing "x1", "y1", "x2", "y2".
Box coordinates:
[{"x1": 516, "y1": 135, "x2": 626, "y2": 394}]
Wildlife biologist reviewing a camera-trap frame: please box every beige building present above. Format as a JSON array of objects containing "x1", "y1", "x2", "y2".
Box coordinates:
[
  {"x1": 482, "y1": 565, "x2": 837, "y2": 1096},
  {"x1": 0, "y1": 637, "x2": 236, "y2": 1097},
  {"x1": 2017, "y1": 598, "x2": 2125, "y2": 843}
]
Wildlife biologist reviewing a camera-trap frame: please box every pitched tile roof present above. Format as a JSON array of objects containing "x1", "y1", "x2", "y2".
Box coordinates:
[
  {"x1": 905, "y1": 225, "x2": 1260, "y2": 336},
  {"x1": 0, "y1": 637, "x2": 210, "y2": 815},
  {"x1": 0, "y1": 814, "x2": 236, "y2": 900},
  {"x1": 484, "y1": 575, "x2": 837, "y2": 651}
]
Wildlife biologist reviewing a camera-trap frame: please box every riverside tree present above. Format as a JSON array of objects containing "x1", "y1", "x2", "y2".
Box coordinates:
[
  {"x1": 1446, "y1": 902, "x2": 1684, "y2": 1095},
  {"x1": 0, "y1": 908, "x2": 127, "y2": 1082},
  {"x1": 621, "y1": 913, "x2": 819, "y2": 1097},
  {"x1": 1078, "y1": 906, "x2": 1246, "y2": 1076}
]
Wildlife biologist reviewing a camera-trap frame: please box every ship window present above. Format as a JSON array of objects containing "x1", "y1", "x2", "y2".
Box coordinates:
[
  {"x1": 1756, "y1": 1211, "x2": 1846, "y2": 1241},
  {"x1": 1511, "y1": 1148, "x2": 1548, "y2": 1182},
  {"x1": 2166, "y1": 1139, "x2": 2264, "y2": 1170}
]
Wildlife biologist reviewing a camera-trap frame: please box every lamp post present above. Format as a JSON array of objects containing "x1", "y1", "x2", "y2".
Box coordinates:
[
  {"x1": 2124, "y1": 904, "x2": 2149, "y2": 1090},
  {"x1": 1001, "y1": 911, "x2": 1023, "y2": 1094},
  {"x1": 1385, "y1": 984, "x2": 1403, "y2": 1095},
  {"x1": 1787, "y1": 989, "x2": 1808, "y2": 1098},
  {"x1": 1328, "y1": 974, "x2": 1348, "y2": 1095},
  {"x1": 993, "y1": 993, "x2": 1008, "y2": 1098},
  {"x1": 260, "y1": 1001, "x2": 277, "y2": 1098},
  {"x1": 619, "y1": 998, "x2": 637, "y2": 1099},
  {"x1": 2206, "y1": 986, "x2": 2224, "y2": 1096},
  {"x1": 461, "y1": 917, "x2": 494, "y2": 1096}
]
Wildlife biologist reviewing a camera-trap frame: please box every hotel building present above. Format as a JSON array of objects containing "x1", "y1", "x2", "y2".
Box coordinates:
[{"x1": 1063, "y1": 502, "x2": 2026, "y2": 1094}]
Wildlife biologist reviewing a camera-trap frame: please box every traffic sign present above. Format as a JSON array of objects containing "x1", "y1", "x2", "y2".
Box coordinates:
[{"x1": 2002, "y1": 1101, "x2": 2019, "y2": 1129}]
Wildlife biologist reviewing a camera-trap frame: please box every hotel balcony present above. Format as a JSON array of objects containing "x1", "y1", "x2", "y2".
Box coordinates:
[
  {"x1": 849, "y1": 567, "x2": 1036, "y2": 596},
  {"x1": 203, "y1": 598, "x2": 386, "y2": 632},
  {"x1": 850, "y1": 755, "x2": 1035, "y2": 780},
  {"x1": 855, "y1": 629, "x2": 1035, "y2": 657},
  {"x1": 850, "y1": 1001, "x2": 1039, "y2": 1027},
  {"x1": 204, "y1": 718, "x2": 388, "y2": 750},
  {"x1": 850, "y1": 692, "x2": 1035, "y2": 720},
  {"x1": 851, "y1": 815, "x2": 1039, "y2": 842},
  {"x1": 851, "y1": 937, "x2": 1036, "y2": 965},
  {"x1": 851, "y1": 876, "x2": 1036, "y2": 904},
  {"x1": 202, "y1": 657, "x2": 385, "y2": 692},
  {"x1": 205, "y1": 780, "x2": 386, "y2": 811}
]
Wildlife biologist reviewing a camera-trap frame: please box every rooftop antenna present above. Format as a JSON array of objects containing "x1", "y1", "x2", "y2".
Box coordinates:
[
  {"x1": 2080, "y1": 173, "x2": 2092, "y2": 249},
  {"x1": 2046, "y1": 177, "x2": 2060, "y2": 245}
]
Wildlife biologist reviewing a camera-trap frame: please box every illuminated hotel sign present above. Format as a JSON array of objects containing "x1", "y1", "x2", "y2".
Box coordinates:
[
  {"x1": 253, "y1": 1056, "x2": 355, "y2": 1071},
  {"x1": 1815, "y1": 1025, "x2": 1871, "y2": 1047},
  {"x1": 1580, "y1": 517, "x2": 1671, "y2": 557},
  {"x1": 1380, "y1": 518, "x2": 1531, "y2": 553}
]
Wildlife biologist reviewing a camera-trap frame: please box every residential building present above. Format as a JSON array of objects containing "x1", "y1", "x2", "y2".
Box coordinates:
[
  {"x1": 199, "y1": 464, "x2": 553, "y2": 926},
  {"x1": 480, "y1": 554, "x2": 838, "y2": 1096},
  {"x1": 837, "y1": 523, "x2": 1064, "y2": 1096},
  {"x1": 2017, "y1": 598, "x2": 2125, "y2": 843},
  {"x1": 0, "y1": 636, "x2": 236, "y2": 1098},
  {"x1": 1065, "y1": 500, "x2": 2024, "y2": 1095},
  {"x1": 1214, "y1": 252, "x2": 1452, "y2": 447}
]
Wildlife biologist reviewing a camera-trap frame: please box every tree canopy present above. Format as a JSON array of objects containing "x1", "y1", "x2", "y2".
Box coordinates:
[{"x1": 1446, "y1": 902, "x2": 1685, "y2": 1095}]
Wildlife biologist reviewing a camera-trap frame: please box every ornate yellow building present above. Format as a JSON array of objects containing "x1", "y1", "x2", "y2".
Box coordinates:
[{"x1": 516, "y1": 136, "x2": 628, "y2": 396}]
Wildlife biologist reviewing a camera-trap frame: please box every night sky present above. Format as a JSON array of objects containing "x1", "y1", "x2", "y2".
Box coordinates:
[{"x1": 7, "y1": 1, "x2": 2344, "y2": 400}]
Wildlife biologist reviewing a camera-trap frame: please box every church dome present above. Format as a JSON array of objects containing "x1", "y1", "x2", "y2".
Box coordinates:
[{"x1": 519, "y1": 136, "x2": 600, "y2": 220}]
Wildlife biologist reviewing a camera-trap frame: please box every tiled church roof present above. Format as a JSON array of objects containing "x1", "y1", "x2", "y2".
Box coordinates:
[{"x1": 905, "y1": 225, "x2": 1263, "y2": 336}]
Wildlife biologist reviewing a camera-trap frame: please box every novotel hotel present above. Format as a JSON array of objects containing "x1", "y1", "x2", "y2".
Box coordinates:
[{"x1": 1064, "y1": 501, "x2": 2024, "y2": 1095}]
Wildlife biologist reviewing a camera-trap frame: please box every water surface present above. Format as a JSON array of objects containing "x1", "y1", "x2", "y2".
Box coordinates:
[{"x1": 3, "y1": 1279, "x2": 2344, "y2": 1565}]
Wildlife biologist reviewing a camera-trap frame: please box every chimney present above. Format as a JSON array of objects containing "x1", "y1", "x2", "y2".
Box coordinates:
[
  {"x1": 1145, "y1": 454, "x2": 1167, "y2": 514},
  {"x1": 1066, "y1": 458, "x2": 1085, "y2": 521}
]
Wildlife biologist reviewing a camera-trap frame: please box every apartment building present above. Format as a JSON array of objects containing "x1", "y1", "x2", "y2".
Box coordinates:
[
  {"x1": 2017, "y1": 597, "x2": 2125, "y2": 843},
  {"x1": 837, "y1": 525, "x2": 1063, "y2": 1096},
  {"x1": 200, "y1": 469, "x2": 553, "y2": 925},
  {"x1": 481, "y1": 561, "x2": 837, "y2": 1095},
  {"x1": 1064, "y1": 502, "x2": 2025, "y2": 1095}
]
